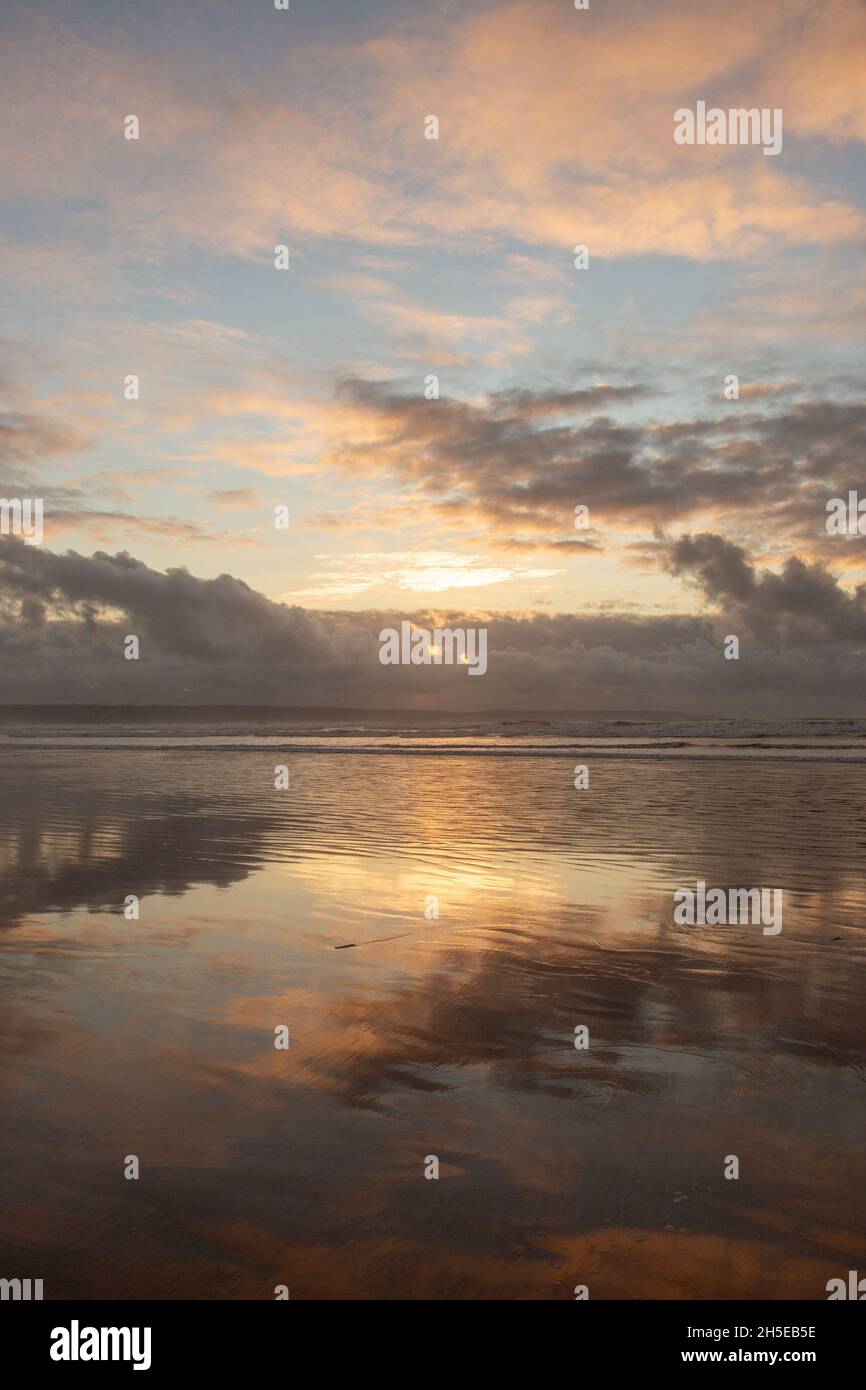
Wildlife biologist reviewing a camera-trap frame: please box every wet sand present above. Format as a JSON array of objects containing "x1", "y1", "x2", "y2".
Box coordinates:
[{"x1": 0, "y1": 750, "x2": 864, "y2": 1298}]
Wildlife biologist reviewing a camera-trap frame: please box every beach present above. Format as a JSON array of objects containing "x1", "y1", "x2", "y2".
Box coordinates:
[{"x1": 1, "y1": 727, "x2": 863, "y2": 1299}]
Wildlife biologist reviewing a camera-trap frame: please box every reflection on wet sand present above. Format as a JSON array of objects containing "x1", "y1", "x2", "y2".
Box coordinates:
[{"x1": 0, "y1": 751, "x2": 864, "y2": 1298}]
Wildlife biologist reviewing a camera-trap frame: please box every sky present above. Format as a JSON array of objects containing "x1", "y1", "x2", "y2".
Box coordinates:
[{"x1": 1, "y1": 0, "x2": 866, "y2": 711}]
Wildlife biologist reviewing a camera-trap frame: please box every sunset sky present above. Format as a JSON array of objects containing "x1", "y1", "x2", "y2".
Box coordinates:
[{"x1": 1, "y1": 0, "x2": 866, "y2": 709}]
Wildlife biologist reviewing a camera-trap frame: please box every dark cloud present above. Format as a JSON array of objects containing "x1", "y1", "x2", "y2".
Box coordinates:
[
  {"x1": 328, "y1": 379, "x2": 866, "y2": 553},
  {"x1": 488, "y1": 384, "x2": 653, "y2": 417},
  {"x1": 664, "y1": 531, "x2": 866, "y2": 645},
  {"x1": 3, "y1": 536, "x2": 866, "y2": 713}
]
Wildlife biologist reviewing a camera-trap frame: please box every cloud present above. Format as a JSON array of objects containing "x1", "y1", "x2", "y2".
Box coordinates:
[
  {"x1": 284, "y1": 550, "x2": 561, "y2": 603},
  {"x1": 1, "y1": 1, "x2": 864, "y2": 270},
  {"x1": 3, "y1": 537, "x2": 866, "y2": 712},
  {"x1": 321, "y1": 378, "x2": 866, "y2": 561},
  {"x1": 0, "y1": 410, "x2": 89, "y2": 470},
  {"x1": 207, "y1": 488, "x2": 262, "y2": 508},
  {"x1": 41, "y1": 510, "x2": 255, "y2": 547},
  {"x1": 663, "y1": 530, "x2": 866, "y2": 645}
]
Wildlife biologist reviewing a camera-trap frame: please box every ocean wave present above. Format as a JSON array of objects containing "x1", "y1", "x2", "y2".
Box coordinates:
[{"x1": 3, "y1": 736, "x2": 866, "y2": 761}]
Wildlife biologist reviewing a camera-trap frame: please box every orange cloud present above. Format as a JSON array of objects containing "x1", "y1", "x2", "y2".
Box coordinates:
[{"x1": 1, "y1": 2, "x2": 863, "y2": 267}]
